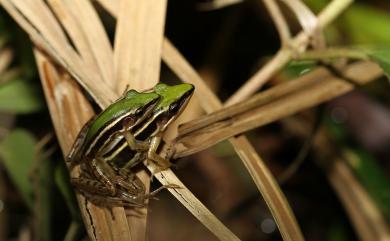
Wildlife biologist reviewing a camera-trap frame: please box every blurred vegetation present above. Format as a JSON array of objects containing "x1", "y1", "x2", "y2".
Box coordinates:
[{"x1": 0, "y1": 1, "x2": 390, "y2": 241}]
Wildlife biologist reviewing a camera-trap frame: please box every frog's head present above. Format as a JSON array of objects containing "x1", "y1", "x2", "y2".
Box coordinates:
[{"x1": 152, "y1": 83, "x2": 194, "y2": 131}]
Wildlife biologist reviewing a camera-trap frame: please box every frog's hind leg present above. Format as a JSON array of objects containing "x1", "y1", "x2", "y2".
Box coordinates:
[
  {"x1": 114, "y1": 171, "x2": 145, "y2": 196},
  {"x1": 71, "y1": 174, "x2": 116, "y2": 196},
  {"x1": 82, "y1": 191, "x2": 145, "y2": 208},
  {"x1": 87, "y1": 157, "x2": 118, "y2": 196}
]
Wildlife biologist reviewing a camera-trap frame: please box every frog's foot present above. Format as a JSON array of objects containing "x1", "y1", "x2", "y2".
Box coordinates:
[
  {"x1": 146, "y1": 136, "x2": 173, "y2": 174},
  {"x1": 139, "y1": 184, "x2": 181, "y2": 200},
  {"x1": 119, "y1": 183, "x2": 181, "y2": 205},
  {"x1": 164, "y1": 142, "x2": 177, "y2": 161},
  {"x1": 147, "y1": 151, "x2": 172, "y2": 171},
  {"x1": 113, "y1": 172, "x2": 145, "y2": 196}
]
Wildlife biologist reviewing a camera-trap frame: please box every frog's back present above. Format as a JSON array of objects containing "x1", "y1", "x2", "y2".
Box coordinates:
[{"x1": 83, "y1": 91, "x2": 160, "y2": 151}]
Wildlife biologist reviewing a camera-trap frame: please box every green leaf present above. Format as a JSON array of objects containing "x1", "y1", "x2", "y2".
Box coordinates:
[
  {"x1": 0, "y1": 129, "x2": 36, "y2": 209},
  {"x1": 282, "y1": 61, "x2": 316, "y2": 79},
  {"x1": 0, "y1": 79, "x2": 43, "y2": 114},
  {"x1": 341, "y1": 4, "x2": 390, "y2": 44},
  {"x1": 367, "y1": 48, "x2": 390, "y2": 81}
]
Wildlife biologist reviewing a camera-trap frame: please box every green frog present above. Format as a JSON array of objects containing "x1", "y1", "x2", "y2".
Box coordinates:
[{"x1": 67, "y1": 83, "x2": 194, "y2": 206}]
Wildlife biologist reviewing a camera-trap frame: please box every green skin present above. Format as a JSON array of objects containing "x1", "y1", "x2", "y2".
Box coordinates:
[{"x1": 68, "y1": 83, "x2": 194, "y2": 207}]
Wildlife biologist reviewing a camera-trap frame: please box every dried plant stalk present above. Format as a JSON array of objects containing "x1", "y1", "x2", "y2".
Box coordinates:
[
  {"x1": 113, "y1": 1, "x2": 167, "y2": 240},
  {"x1": 1, "y1": 0, "x2": 116, "y2": 107},
  {"x1": 34, "y1": 51, "x2": 133, "y2": 241},
  {"x1": 282, "y1": 118, "x2": 390, "y2": 241},
  {"x1": 114, "y1": 0, "x2": 167, "y2": 92},
  {"x1": 174, "y1": 62, "x2": 383, "y2": 157},
  {"x1": 161, "y1": 40, "x2": 304, "y2": 241},
  {"x1": 262, "y1": 0, "x2": 291, "y2": 45},
  {"x1": 226, "y1": 0, "x2": 353, "y2": 105},
  {"x1": 197, "y1": 0, "x2": 243, "y2": 11},
  {"x1": 328, "y1": 158, "x2": 390, "y2": 241}
]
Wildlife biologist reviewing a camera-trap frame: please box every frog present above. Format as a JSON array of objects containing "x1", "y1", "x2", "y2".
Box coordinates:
[{"x1": 67, "y1": 83, "x2": 194, "y2": 207}]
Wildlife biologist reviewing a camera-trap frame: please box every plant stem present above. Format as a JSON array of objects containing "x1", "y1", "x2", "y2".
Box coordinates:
[{"x1": 296, "y1": 48, "x2": 369, "y2": 61}]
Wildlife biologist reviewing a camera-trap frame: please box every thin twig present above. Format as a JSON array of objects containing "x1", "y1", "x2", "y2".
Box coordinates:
[
  {"x1": 226, "y1": 0, "x2": 353, "y2": 105},
  {"x1": 197, "y1": 0, "x2": 243, "y2": 11},
  {"x1": 262, "y1": 0, "x2": 291, "y2": 46},
  {"x1": 281, "y1": 0, "x2": 325, "y2": 49},
  {"x1": 296, "y1": 48, "x2": 369, "y2": 61}
]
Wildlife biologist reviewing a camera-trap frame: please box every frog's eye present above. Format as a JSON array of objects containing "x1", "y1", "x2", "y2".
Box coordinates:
[
  {"x1": 135, "y1": 108, "x2": 144, "y2": 115},
  {"x1": 169, "y1": 102, "x2": 180, "y2": 113}
]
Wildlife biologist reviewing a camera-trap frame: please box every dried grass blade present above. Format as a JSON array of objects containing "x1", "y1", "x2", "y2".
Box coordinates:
[
  {"x1": 283, "y1": 119, "x2": 390, "y2": 241},
  {"x1": 162, "y1": 39, "x2": 304, "y2": 241},
  {"x1": 262, "y1": 0, "x2": 291, "y2": 45},
  {"x1": 113, "y1": 0, "x2": 167, "y2": 92},
  {"x1": 328, "y1": 158, "x2": 390, "y2": 241},
  {"x1": 34, "y1": 50, "x2": 133, "y2": 241},
  {"x1": 148, "y1": 166, "x2": 241, "y2": 241},
  {"x1": 281, "y1": 0, "x2": 325, "y2": 49},
  {"x1": 174, "y1": 62, "x2": 383, "y2": 157},
  {"x1": 11, "y1": 0, "x2": 79, "y2": 65},
  {"x1": 178, "y1": 68, "x2": 324, "y2": 136},
  {"x1": 162, "y1": 39, "x2": 222, "y2": 112},
  {"x1": 19, "y1": 0, "x2": 70, "y2": 47},
  {"x1": 226, "y1": 0, "x2": 353, "y2": 105},
  {"x1": 113, "y1": 1, "x2": 167, "y2": 240},
  {"x1": 65, "y1": 0, "x2": 114, "y2": 87},
  {"x1": 47, "y1": 0, "x2": 101, "y2": 80},
  {"x1": 197, "y1": 0, "x2": 243, "y2": 11},
  {"x1": 1, "y1": 0, "x2": 116, "y2": 107}
]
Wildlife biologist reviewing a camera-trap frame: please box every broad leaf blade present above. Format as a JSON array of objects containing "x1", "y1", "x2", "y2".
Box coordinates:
[
  {"x1": 0, "y1": 79, "x2": 43, "y2": 114},
  {"x1": 0, "y1": 129, "x2": 36, "y2": 209}
]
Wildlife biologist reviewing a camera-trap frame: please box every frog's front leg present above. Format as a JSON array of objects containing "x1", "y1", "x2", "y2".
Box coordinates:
[
  {"x1": 147, "y1": 135, "x2": 172, "y2": 172},
  {"x1": 121, "y1": 129, "x2": 149, "y2": 151}
]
